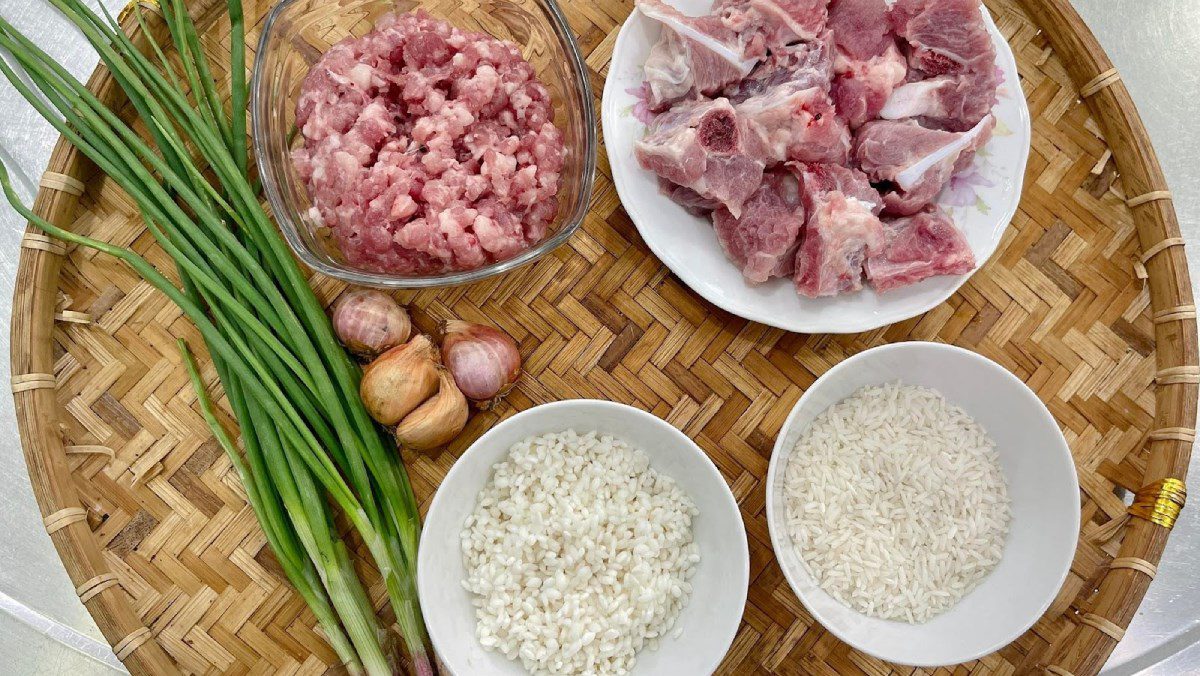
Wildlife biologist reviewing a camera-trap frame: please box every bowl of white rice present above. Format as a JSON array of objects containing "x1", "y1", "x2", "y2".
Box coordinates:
[
  {"x1": 418, "y1": 399, "x2": 749, "y2": 675},
  {"x1": 765, "y1": 341, "x2": 1079, "y2": 667}
]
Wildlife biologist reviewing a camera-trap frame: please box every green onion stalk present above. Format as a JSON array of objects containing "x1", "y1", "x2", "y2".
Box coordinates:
[{"x1": 0, "y1": 1, "x2": 433, "y2": 674}]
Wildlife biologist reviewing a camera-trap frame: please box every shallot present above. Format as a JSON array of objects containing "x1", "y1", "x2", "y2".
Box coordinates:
[
  {"x1": 395, "y1": 369, "x2": 468, "y2": 451},
  {"x1": 332, "y1": 289, "x2": 411, "y2": 358},
  {"x1": 440, "y1": 320, "x2": 522, "y2": 406},
  {"x1": 359, "y1": 335, "x2": 439, "y2": 425}
]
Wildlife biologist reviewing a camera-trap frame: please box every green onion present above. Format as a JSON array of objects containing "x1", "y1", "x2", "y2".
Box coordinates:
[{"x1": 0, "y1": 2, "x2": 433, "y2": 674}]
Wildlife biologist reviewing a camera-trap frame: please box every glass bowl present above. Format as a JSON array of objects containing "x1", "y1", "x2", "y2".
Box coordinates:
[{"x1": 251, "y1": 0, "x2": 596, "y2": 288}]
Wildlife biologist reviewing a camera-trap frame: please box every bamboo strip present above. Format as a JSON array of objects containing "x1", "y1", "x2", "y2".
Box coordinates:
[
  {"x1": 76, "y1": 574, "x2": 121, "y2": 603},
  {"x1": 38, "y1": 171, "x2": 85, "y2": 197},
  {"x1": 1152, "y1": 305, "x2": 1196, "y2": 324},
  {"x1": 112, "y1": 628, "x2": 153, "y2": 661},
  {"x1": 1079, "y1": 614, "x2": 1125, "y2": 642},
  {"x1": 1080, "y1": 68, "x2": 1121, "y2": 97},
  {"x1": 1140, "y1": 237, "x2": 1186, "y2": 264},
  {"x1": 1149, "y1": 428, "x2": 1197, "y2": 443},
  {"x1": 42, "y1": 507, "x2": 87, "y2": 534},
  {"x1": 20, "y1": 233, "x2": 66, "y2": 256},
  {"x1": 1109, "y1": 558, "x2": 1157, "y2": 579},
  {"x1": 1156, "y1": 366, "x2": 1200, "y2": 385},
  {"x1": 1127, "y1": 190, "x2": 1173, "y2": 208},
  {"x1": 12, "y1": 373, "x2": 56, "y2": 392}
]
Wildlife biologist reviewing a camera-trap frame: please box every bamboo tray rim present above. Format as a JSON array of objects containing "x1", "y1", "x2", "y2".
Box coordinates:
[{"x1": 8, "y1": 0, "x2": 1197, "y2": 674}]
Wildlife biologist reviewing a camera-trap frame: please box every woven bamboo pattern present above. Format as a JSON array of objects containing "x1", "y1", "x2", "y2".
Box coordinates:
[{"x1": 9, "y1": 0, "x2": 1197, "y2": 674}]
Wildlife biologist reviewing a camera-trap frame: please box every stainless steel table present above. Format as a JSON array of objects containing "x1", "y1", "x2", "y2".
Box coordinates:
[{"x1": 0, "y1": 0, "x2": 1196, "y2": 673}]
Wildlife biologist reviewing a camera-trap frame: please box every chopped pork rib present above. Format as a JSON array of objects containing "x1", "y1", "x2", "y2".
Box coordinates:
[
  {"x1": 867, "y1": 205, "x2": 975, "y2": 291},
  {"x1": 831, "y1": 43, "x2": 907, "y2": 128},
  {"x1": 723, "y1": 40, "x2": 833, "y2": 102},
  {"x1": 827, "y1": 0, "x2": 907, "y2": 128},
  {"x1": 853, "y1": 113, "x2": 994, "y2": 215},
  {"x1": 889, "y1": 0, "x2": 996, "y2": 78},
  {"x1": 712, "y1": 169, "x2": 805, "y2": 283},
  {"x1": 639, "y1": 0, "x2": 761, "y2": 110},
  {"x1": 660, "y1": 178, "x2": 723, "y2": 216},
  {"x1": 792, "y1": 163, "x2": 884, "y2": 297},
  {"x1": 790, "y1": 159, "x2": 883, "y2": 209},
  {"x1": 634, "y1": 0, "x2": 1001, "y2": 297},
  {"x1": 636, "y1": 98, "x2": 768, "y2": 217},
  {"x1": 886, "y1": 0, "x2": 999, "y2": 131},
  {"x1": 827, "y1": 0, "x2": 892, "y2": 59},
  {"x1": 716, "y1": 0, "x2": 830, "y2": 47},
  {"x1": 737, "y1": 83, "x2": 850, "y2": 164},
  {"x1": 879, "y1": 71, "x2": 996, "y2": 131}
]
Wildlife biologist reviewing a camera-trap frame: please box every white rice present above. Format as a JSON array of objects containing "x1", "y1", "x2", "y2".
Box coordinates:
[
  {"x1": 783, "y1": 382, "x2": 1010, "y2": 623},
  {"x1": 461, "y1": 429, "x2": 700, "y2": 675}
]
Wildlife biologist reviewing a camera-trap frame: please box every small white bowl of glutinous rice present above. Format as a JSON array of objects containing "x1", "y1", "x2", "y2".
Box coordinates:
[
  {"x1": 766, "y1": 341, "x2": 1079, "y2": 667},
  {"x1": 418, "y1": 399, "x2": 748, "y2": 675}
]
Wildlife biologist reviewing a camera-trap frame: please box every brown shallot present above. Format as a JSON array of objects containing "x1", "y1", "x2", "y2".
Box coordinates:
[
  {"x1": 359, "y1": 335, "x2": 439, "y2": 425},
  {"x1": 332, "y1": 289, "x2": 412, "y2": 358},
  {"x1": 395, "y1": 369, "x2": 468, "y2": 451},
  {"x1": 440, "y1": 320, "x2": 521, "y2": 406}
]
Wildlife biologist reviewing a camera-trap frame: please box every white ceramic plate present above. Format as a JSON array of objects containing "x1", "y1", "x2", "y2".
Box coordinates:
[
  {"x1": 601, "y1": 2, "x2": 1031, "y2": 334},
  {"x1": 418, "y1": 400, "x2": 749, "y2": 675},
  {"x1": 765, "y1": 342, "x2": 1080, "y2": 666}
]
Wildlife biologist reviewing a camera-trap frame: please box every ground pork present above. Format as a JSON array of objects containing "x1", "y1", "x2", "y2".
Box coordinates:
[{"x1": 293, "y1": 10, "x2": 566, "y2": 275}]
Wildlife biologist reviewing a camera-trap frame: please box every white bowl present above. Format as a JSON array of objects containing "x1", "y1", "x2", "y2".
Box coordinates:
[
  {"x1": 765, "y1": 342, "x2": 1079, "y2": 666},
  {"x1": 601, "y1": 1, "x2": 1031, "y2": 334},
  {"x1": 418, "y1": 400, "x2": 749, "y2": 675}
]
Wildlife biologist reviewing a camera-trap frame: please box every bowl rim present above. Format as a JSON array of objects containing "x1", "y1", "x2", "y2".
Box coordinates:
[
  {"x1": 600, "y1": 5, "x2": 1031, "y2": 334},
  {"x1": 250, "y1": 0, "x2": 598, "y2": 289},
  {"x1": 417, "y1": 398, "x2": 750, "y2": 675},
  {"x1": 763, "y1": 341, "x2": 1080, "y2": 666}
]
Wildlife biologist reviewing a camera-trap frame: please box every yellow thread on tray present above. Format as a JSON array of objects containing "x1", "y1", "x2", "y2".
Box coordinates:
[{"x1": 1128, "y1": 478, "x2": 1187, "y2": 529}]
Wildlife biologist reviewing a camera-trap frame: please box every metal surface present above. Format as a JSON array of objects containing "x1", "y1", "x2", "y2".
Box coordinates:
[{"x1": 0, "y1": 0, "x2": 1195, "y2": 673}]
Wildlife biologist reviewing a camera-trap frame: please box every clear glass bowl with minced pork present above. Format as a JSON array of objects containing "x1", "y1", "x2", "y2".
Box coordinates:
[{"x1": 252, "y1": 0, "x2": 595, "y2": 288}]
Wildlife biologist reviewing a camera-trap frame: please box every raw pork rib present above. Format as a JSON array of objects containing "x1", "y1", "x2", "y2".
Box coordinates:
[
  {"x1": 889, "y1": 0, "x2": 996, "y2": 77},
  {"x1": 635, "y1": 0, "x2": 999, "y2": 298},
  {"x1": 712, "y1": 169, "x2": 805, "y2": 283},
  {"x1": 736, "y1": 83, "x2": 850, "y2": 163},
  {"x1": 716, "y1": 0, "x2": 829, "y2": 47},
  {"x1": 792, "y1": 162, "x2": 885, "y2": 297},
  {"x1": 880, "y1": 73, "x2": 996, "y2": 131},
  {"x1": 831, "y1": 48, "x2": 907, "y2": 129},
  {"x1": 853, "y1": 114, "x2": 994, "y2": 215},
  {"x1": 659, "y1": 178, "x2": 722, "y2": 215},
  {"x1": 828, "y1": 0, "x2": 907, "y2": 128},
  {"x1": 867, "y1": 205, "x2": 975, "y2": 291},
  {"x1": 635, "y1": 98, "x2": 768, "y2": 217},
  {"x1": 640, "y1": 0, "x2": 761, "y2": 110},
  {"x1": 723, "y1": 40, "x2": 832, "y2": 102}
]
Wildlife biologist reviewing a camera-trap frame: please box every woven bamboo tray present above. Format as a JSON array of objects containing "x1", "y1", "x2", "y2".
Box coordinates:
[{"x1": 9, "y1": 0, "x2": 1197, "y2": 673}]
